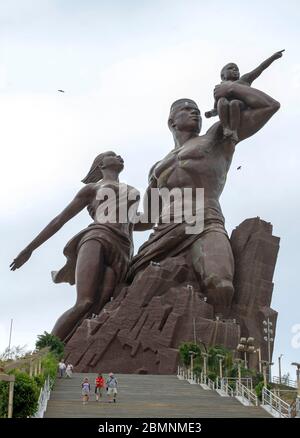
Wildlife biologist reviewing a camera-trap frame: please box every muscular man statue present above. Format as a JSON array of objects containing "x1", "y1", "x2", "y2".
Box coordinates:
[{"x1": 130, "y1": 80, "x2": 281, "y2": 316}]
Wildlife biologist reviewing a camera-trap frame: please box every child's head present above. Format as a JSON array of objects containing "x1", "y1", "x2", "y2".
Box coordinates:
[
  {"x1": 84, "y1": 377, "x2": 89, "y2": 382},
  {"x1": 221, "y1": 63, "x2": 240, "y2": 81}
]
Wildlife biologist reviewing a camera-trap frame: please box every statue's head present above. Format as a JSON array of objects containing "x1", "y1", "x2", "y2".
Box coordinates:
[
  {"x1": 168, "y1": 99, "x2": 202, "y2": 135},
  {"x1": 220, "y1": 63, "x2": 240, "y2": 81},
  {"x1": 81, "y1": 151, "x2": 124, "y2": 184}
]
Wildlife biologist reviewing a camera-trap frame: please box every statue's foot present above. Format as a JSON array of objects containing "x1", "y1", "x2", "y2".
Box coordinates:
[
  {"x1": 223, "y1": 128, "x2": 239, "y2": 143},
  {"x1": 231, "y1": 130, "x2": 239, "y2": 143},
  {"x1": 223, "y1": 127, "x2": 234, "y2": 138}
]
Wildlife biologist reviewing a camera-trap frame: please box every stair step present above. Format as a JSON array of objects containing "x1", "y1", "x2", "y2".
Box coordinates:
[{"x1": 44, "y1": 373, "x2": 269, "y2": 418}]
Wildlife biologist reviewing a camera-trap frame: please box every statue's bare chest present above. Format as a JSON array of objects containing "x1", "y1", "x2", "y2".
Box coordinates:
[{"x1": 154, "y1": 140, "x2": 216, "y2": 187}]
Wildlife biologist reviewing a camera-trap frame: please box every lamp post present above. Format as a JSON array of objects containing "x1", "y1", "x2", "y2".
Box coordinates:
[
  {"x1": 234, "y1": 358, "x2": 244, "y2": 383},
  {"x1": 260, "y1": 360, "x2": 269, "y2": 387},
  {"x1": 256, "y1": 347, "x2": 262, "y2": 373},
  {"x1": 263, "y1": 318, "x2": 274, "y2": 382},
  {"x1": 202, "y1": 352, "x2": 209, "y2": 379},
  {"x1": 216, "y1": 354, "x2": 225, "y2": 379},
  {"x1": 278, "y1": 354, "x2": 283, "y2": 384},
  {"x1": 237, "y1": 337, "x2": 255, "y2": 369},
  {"x1": 291, "y1": 362, "x2": 300, "y2": 397},
  {"x1": 189, "y1": 351, "x2": 194, "y2": 378},
  {"x1": 7, "y1": 319, "x2": 13, "y2": 360},
  {"x1": 189, "y1": 350, "x2": 198, "y2": 382}
]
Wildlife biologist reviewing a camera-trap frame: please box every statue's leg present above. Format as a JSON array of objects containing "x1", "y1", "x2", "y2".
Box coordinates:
[
  {"x1": 191, "y1": 231, "x2": 234, "y2": 317},
  {"x1": 229, "y1": 99, "x2": 243, "y2": 142},
  {"x1": 51, "y1": 240, "x2": 105, "y2": 341},
  {"x1": 217, "y1": 97, "x2": 231, "y2": 137},
  {"x1": 93, "y1": 266, "x2": 116, "y2": 314}
]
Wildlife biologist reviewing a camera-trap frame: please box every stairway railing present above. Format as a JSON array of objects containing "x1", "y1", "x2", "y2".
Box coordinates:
[
  {"x1": 177, "y1": 367, "x2": 216, "y2": 389},
  {"x1": 296, "y1": 396, "x2": 300, "y2": 417},
  {"x1": 32, "y1": 376, "x2": 52, "y2": 418},
  {"x1": 216, "y1": 378, "x2": 234, "y2": 396},
  {"x1": 236, "y1": 381, "x2": 258, "y2": 406},
  {"x1": 272, "y1": 376, "x2": 297, "y2": 388},
  {"x1": 222, "y1": 377, "x2": 253, "y2": 391},
  {"x1": 262, "y1": 387, "x2": 292, "y2": 418}
]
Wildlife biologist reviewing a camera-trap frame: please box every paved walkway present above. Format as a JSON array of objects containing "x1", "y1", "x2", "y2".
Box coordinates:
[{"x1": 44, "y1": 373, "x2": 269, "y2": 418}]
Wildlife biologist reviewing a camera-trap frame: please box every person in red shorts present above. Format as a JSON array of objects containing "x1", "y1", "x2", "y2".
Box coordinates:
[{"x1": 95, "y1": 373, "x2": 105, "y2": 402}]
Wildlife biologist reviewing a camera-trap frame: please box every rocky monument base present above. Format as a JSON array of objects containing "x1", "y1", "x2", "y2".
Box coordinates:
[{"x1": 64, "y1": 217, "x2": 279, "y2": 374}]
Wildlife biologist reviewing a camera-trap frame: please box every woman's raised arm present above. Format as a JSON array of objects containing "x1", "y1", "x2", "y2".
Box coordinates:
[{"x1": 10, "y1": 185, "x2": 94, "y2": 270}]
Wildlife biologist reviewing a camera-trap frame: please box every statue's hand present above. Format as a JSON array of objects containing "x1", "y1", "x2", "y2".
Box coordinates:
[
  {"x1": 214, "y1": 82, "x2": 233, "y2": 100},
  {"x1": 10, "y1": 248, "x2": 32, "y2": 271},
  {"x1": 273, "y1": 49, "x2": 285, "y2": 59}
]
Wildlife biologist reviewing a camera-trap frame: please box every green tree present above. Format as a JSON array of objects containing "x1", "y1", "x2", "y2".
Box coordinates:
[
  {"x1": 207, "y1": 345, "x2": 233, "y2": 378},
  {"x1": 179, "y1": 342, "x2": 202, "y2": 367},
  {"x1": 35, "y1": 332, "x2": 64, "y2": 359},
  {"x1": 0, "y1": 371, "x2": 39, "y2": 418}
]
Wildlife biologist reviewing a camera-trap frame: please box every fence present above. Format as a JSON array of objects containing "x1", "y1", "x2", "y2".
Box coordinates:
[
  {"x1": 262, "y1": 387, "x2": 292, "y2": 418},
  {"x1": 32, "y1": 376, "x2": 52, "y2": 418}
]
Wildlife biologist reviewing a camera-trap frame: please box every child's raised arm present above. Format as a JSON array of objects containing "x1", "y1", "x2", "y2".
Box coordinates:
[{"x1": 240, "y1": 50, "x2": 284, "y2": 85}]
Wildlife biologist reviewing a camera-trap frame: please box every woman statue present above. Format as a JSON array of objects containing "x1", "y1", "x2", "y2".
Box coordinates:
[{"x1": 10, "y1": 151, "x2": 140, "y2": 342}]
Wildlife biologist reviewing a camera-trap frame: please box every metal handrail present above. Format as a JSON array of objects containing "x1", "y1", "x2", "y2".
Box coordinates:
[
  {"x1": 32, "y1": 376, "x2": 52, "y2": 418},
  {"x1": 177, "y1": 366, "x2": 215, "y2": 389},
  {"x1": 222, "y1": 377, "x2": 253, "y2": 390},
  {"x1": 236, "y1": 381, "x2": 258, "y2": 406},
  {"x1": 199, "y1": 373, "x2": 215, "y2": 390},
  {"x1": 272, "y1": 376, "x2": 297, "y2": 388},
  {"x1": 206, "y1": 377, "x2": 215, "y2": 390},
  {"x1": 296, "y1": 397, "x2": 300, "y2": 417},
  {"x1": 216, "y1": 378, "x2": 234, "y2": 396},
  {"x1": 262, "y1": 387, "x2": 291, "y2": 418}
]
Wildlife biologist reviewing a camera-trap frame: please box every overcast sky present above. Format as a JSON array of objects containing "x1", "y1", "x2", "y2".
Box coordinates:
[{"x1": 1, "y1": 0, "x2": 299, "y2": 378}]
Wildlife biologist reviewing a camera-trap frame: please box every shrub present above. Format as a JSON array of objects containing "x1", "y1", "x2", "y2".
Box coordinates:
[
  {"x1": 255, "y1": 380, "x2": 271, "y2": 400},
  {"x1": 193, "y1": 362, "x2": 203, "y2": 378},
  {"x1": 207, "y1": 371, "x2": 217, "y2": 382},
  {"x1": 41, "y1": 353, "x2": 59, "y2": 384},
  {"x1": 34, "y1": 374, "x2": 45, "y2": 389},
  {"x1": 0, "y1": 371, "x2": 39, "y2": 418}
]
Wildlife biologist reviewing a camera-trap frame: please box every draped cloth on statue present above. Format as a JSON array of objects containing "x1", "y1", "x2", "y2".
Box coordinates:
[
  {"x1": 52, "y1": 223, "x2": 133, "y2": 286},
  {"x1": 127, "y1": 219, "x2": 227, "y2": 281}
]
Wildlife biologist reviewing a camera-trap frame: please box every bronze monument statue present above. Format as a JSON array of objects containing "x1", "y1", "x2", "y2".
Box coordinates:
[
  {"x1": 10, "y1": 151, "x2": 140, "y2": 342},
  {"x1": 11, "y1": 51, "x2": 284, "y2": 374}
]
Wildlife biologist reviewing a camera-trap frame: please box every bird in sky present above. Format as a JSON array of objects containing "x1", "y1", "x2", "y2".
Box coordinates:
[
  {"x1": 58, "y1": 89, "x2": 65, "y2": 93},
  {"x1": 237, "y1": 166, "x2": 242, "y2": 170}
]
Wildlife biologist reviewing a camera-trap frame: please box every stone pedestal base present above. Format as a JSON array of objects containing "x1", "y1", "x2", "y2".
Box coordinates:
[{"x1": 64, "y1": 217, "x2": 279, "y2": 373}]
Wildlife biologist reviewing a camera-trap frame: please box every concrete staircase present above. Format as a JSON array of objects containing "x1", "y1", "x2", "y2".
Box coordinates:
[{"x1": 44, "y1": 373, "x2": 269, "y2": 418}]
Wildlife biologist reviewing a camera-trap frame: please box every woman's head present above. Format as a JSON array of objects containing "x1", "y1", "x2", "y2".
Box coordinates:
[{"x1": 82, "y1": 151, "x2": 124, "y2": 184}]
